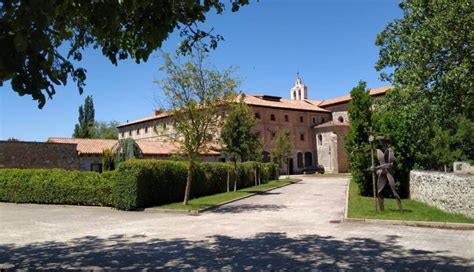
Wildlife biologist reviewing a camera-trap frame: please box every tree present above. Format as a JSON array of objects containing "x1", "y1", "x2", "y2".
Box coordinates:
[
  {"x1": 0, "y1": 1, "x2": 249, "y2": 108},
  {"x1": 157, "y1": 45, "x2": 237, "y2": 205},
  {"x1": 73, "y1": 95, "x2": 95, "y2": 138},
  {"x1": 375, "y1": 0, "x2": 473, "y2": 176},
  {"x1": 92, "y1": 121, "x2": 120, "y2": 139},
  {"x1": 271, "y1": 128, "x2": 292, "y2": 177},
  {"x1": 115, "y1": 138, "x2": 141, "y2": 166},
  {"x1": 221, "y1": 97, "x2": 261, "y2": 191},
  {"x1": 376, "y1": 0, "x2": 473, "y2": 120},
  {"x1": 102, "y1": 149, "x2": 115, "y2": 172},
  {"x1": 345, "y1": 81, "x2": 373, "y2": 196},
  {"x1": 372, "y1": 89, "x2": 433, "y2": 197}
]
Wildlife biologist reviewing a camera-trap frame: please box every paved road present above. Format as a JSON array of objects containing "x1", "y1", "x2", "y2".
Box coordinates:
[{"x1": 1, "y1": 176, "x2": 473, "y2": 270}]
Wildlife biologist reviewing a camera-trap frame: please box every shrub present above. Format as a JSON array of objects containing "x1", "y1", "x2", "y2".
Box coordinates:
[
  {"x1": 113, "y1": 159, "x2": 279, "y2": 210},
  {"x1": 0, "y1": 168, "x2": 114, "y2": 206}
]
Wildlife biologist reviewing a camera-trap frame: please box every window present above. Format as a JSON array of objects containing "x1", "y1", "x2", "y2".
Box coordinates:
[
  {"x1": 321, "y1": 117, "x2": 325, "y2": 123},
  {"x1": 136, "y1": 128, "x2": 140, "y2": 135},
  {"x1": 163, "y1": 123, "x2": 167, "y2": 129},
  {"x1": 121, "y1": 132, "x2": 125, "y2": 138},
  {"x1": 312, "y1": 117, "x2": 316, "y2": 124},
  {"x1": 338, "y1": 116, "x2": 344, "y2": 123},
  {"x1": 145, "y1": 127, "x2": 148, "y2": 133},
  {"x1": 128, "y1": 131, "x2": 132, "y2": 136},
  {"x1": 300, "y1": 116, "x2": 304, "y2": 123},
  {"x1": 271, "y1": 132, "x2": 276, "y2": 139},
  {"x1": 300, "y1": 133, "x2": 305, "y2": 141},
  {"x1": 318, "y1": 134, "x2": 322, "y2": 145},
  {"x1": 284, "y1": 114, "x2": 289, "y2": 122},
  {"x1": 270, "y1": 114, "x2": 276, "y2": 121},
  {"x1": 255, "y1": 113, "x2": 261, "y2": 119}
]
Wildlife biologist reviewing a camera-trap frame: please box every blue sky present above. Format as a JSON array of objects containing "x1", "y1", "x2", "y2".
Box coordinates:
[{"x1": 0, "y1": 0, "x2": 402, "y2": 141}]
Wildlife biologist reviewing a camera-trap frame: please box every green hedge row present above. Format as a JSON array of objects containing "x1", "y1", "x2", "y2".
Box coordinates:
[
  {"x1": 0, "y1": 160, "x2": 279, "y2": 210},
  {"x1": 113, "y1": 160, "x2": 279, "y2": 210},
  {"x1": 0, "y1": 169, "x2": 115, "y2": 206}
]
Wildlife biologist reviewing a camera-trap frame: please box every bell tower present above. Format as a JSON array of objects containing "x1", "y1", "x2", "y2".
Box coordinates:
[{"x1": 290, "y1": 73, "x2": 308, "y2": 100}]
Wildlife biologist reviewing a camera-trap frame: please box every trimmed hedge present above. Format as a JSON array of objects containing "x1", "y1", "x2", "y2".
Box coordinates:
[
  {"x1": 0, "y1": 168, "x2": 114, "y2": 206},
  {"x1": 113, "y1": 160, "x2": 279, "y2": 210},
  {"x1": 0, "y1": 161, "x2": 279, "y2": 211}
]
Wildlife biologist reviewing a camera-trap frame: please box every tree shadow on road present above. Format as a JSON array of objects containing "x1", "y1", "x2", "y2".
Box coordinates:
[{"x1": 0, "y1": 232, "x2": 470, "y2": 270}]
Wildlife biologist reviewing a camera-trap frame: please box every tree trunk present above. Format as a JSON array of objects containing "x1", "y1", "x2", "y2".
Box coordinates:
[
  {"x1": 183, "y1": 160, "x2": 194, "y2": 205},
  {"x1": 227, "y1": 167, "x2": 230, "y2": 192},
  {"x1": 233, "y1": 160, "x2": 237, "y2": 192},
  {"x1": 254, "y1": 166, "x2": 257, "y2": 186},
  {"x1": 286, "y1": 158, "x2": 289, "y2": 179}
]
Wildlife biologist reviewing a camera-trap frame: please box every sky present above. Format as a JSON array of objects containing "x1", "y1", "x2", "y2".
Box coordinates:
[{"x1": 0, "y1": 0, "x2": 402, "y2": 141}]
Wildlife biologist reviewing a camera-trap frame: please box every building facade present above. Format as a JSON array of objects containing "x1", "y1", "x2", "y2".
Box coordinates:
[{"x1": 116, "y1": 76, "x2": 391, "y2": 174}]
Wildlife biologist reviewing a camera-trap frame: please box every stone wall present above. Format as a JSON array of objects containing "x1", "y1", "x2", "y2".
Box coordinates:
[
  {"x1": 0, "y1": 141, "x2": 79, "y2": 170},
  {"x1": 410, "y1": 170, "x2": 473, "y2": 218}
]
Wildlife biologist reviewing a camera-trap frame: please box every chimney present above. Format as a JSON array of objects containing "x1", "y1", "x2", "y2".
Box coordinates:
[{"x1": 154, "y1": 110, "x2": 162, "y2": 116}]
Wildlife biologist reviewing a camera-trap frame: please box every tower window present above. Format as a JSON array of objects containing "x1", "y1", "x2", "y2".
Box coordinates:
[{"x1": 270, "y1": 114, "x2": 276, "y2": 121}]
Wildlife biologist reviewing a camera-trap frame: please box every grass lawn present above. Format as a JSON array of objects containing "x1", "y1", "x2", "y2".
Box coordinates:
[
  {"x1": 348, "y1": 179, "x2": 474, "y2": 224},
  {"x1": 306, "y1": 173, "x2": 350, "y2": 178},
  {"x1": 154, "y1": 178, "x2": 299, "y2": 211}
]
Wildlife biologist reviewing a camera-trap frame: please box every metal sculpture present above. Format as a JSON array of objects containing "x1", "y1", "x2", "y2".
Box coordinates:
[
  {"x1": 369, "y1": 134, "x2": 403, "y2": 213},
  {"x1": 375, "y1": 148, "x2": 403, "y2": 213}
]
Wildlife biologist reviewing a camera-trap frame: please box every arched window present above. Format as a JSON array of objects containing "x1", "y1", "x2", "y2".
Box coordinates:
[
  {"x1": 338, "y1": 116, "x2": 344, "y2": 123},
  {"x1": 304, "y1": 152, "x2": 313, "y2": 167},
  {"x1": 318, "y1": 134, "x2": 323, "y2": 145},
  {"x1": 297, "y1": 152, "x2": 303, "y2": 168}
]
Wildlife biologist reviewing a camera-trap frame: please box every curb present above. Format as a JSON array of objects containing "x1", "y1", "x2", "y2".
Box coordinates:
[
  {"x1": 343, "y1": 217, "x2": 474, "y2": 230},
  {"x1": 343, "y1": 181, "x2": 474, "y2": 231},
  {"x1": 145, "y1": 179, "x2": 302, "y2": 215}
]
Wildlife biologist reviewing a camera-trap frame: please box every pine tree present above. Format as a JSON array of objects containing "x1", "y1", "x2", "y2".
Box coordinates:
[{"x1": 73, "y1": 95, "x2": 95, "y2": 138}]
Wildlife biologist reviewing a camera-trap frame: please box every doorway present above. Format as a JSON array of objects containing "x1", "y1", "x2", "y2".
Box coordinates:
[{"x1": 288, "y1": 158, "x2": 294, "y2": 174}]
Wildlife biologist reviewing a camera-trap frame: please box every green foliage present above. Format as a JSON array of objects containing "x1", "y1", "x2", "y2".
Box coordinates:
[
  {"x1": 0, "y1": 169, "x2": 114, "y2": 206},
  {"x1": 271, "y1": 128, "x2": 293, "y2": 174},
  {"x1": 221, "y1": 98, "x2": 261, "y2": 162},
  {"x1": 92, "y1": 121, "x2": 119, "y2": 139},
  {"x1": 372, "y1": 89, "x2": 433, "y2": 197},
  {"x1": 73, "y1": 95, "x2": 95, "y2": 138},
  {"x1": 115, "y1": 138, "x2": 141, "y2": 166},
  {"x1": 0, "y1": 1, "x2": 249, "y2": 108},
  {"x1": 112, "y1": 159, "x2": 278, "y2": 210},
  {"x1": 157, "y1": 44, "x2": 239, "y2": 204},
  {"x1": 346, "y1": 81, "x2": 373, "y2": 196},
  {"x1": 102, "y1": 149, "x2": 116, "y2": 172},
  {"x1": 376, "y1": 0, "x2": 473, "y2": 120}
]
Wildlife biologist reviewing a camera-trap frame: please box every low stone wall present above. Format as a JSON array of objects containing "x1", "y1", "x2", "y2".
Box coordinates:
[
  {"x1": 410, "y1": 170, "x2": 473, "y2": 218},
  {"x1": 0, "y1": 141, "x2": 79, "y2": 170}
]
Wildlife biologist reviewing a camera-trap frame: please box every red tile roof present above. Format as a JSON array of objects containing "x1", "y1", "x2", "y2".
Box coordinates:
[
  {"x1": 242, "y1": 94, "x2": 329, "y2": 112},
  {"x1": 47, "y1": 138, "x2": 220, "y2": 156},
  {"x1": 318, "y1": 86, "x2": 392, "y2": 107},
  {"x1": 47, "y1": 138, "x2": 117, "y2": 155}
]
